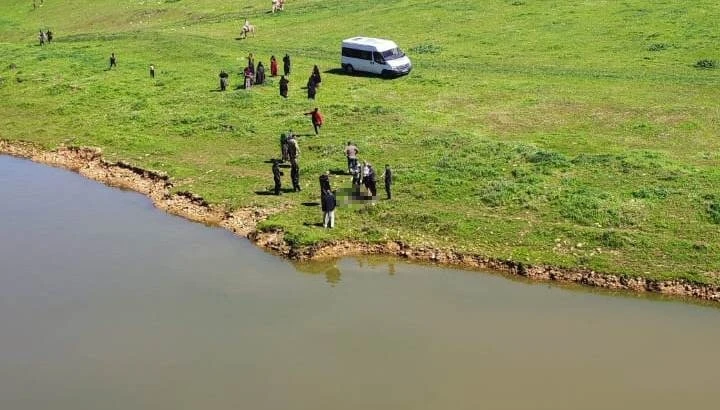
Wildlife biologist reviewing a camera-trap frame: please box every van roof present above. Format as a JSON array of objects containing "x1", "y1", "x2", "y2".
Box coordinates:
[{"x1": 342, "y1": 37, "x2": 399, "y2": 51}]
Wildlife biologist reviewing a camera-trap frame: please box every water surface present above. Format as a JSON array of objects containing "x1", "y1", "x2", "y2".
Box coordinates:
[{"x1": 1, "y1": 155, "x2": 718, "y2": 410}]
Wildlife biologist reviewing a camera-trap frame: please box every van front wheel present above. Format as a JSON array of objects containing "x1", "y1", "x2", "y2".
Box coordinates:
[{"x1": 343, "y1": 64, "x2": 354, "y2": 74}]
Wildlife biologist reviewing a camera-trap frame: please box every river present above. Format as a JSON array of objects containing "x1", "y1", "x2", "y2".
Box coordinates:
[{"x1": 1, "y1": 154, "x2": 718, "y2": 410}]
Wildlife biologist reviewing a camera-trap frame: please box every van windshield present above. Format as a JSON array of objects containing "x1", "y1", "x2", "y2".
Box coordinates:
[{"x1": 381, "y1": 48, "x2": 405, "y2": 61}]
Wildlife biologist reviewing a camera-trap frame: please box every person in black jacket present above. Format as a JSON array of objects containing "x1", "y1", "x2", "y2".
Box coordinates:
[
  {"x1": 272, "y1": 160, "x2": 283, "y2": 195},
  {"x1": 365, "y1": 163, "x2": 377, "y2": 197},
  {"x1": 283, "y1": 53, "x2": 291, "y2": 76},
  {"x1": 319, "y1": 170, "x2": 331, "y2": 196},
  {"x1": 321, "y1": 189, "x2": 336, "y2": 228},
  {"x1": 279, "y1": 75, "x2": 289, "y2": 98}
]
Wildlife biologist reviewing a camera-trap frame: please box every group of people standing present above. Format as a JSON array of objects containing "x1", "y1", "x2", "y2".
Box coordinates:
[
  {"x1": 345, "y1": 141, "x2": 393, "y2": 200},
  {"x1": 38, "y1": 29, "x2": 53, "y2": 46}
]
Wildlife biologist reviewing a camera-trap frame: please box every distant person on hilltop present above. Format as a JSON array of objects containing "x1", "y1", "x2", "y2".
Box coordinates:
[{"x1": 109, "y1": 52, "x2": 117, "y2": 69}]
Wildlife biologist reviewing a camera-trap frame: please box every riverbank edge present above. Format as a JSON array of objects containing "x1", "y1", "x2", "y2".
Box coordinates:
[{"x1": 2, "y1": 139, "x2": 718, "y2": 303}]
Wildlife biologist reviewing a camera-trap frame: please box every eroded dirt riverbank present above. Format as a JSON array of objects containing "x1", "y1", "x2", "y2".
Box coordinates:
[{"x1": 2, "y1": 140, "x2": 718, "y2": 303}]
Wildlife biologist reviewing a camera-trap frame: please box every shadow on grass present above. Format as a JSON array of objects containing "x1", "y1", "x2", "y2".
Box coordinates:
[
  {"x1": 303, "y1": 222, "x2": 324, "y2": 227},
  {"x1": 329, "y1": 169, "x2": 347, "y2": 175},
  {"x1": 302, "y1": 202, "x2": 320, "y2": 207},
  {"x1": 323, "y1": 68, "x2": 396, "y2": 80}
]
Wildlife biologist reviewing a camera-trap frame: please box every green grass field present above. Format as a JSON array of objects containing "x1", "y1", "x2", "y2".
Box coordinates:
[{"x1": 1, "y1": 0, "x2": 719, "y2": 283}]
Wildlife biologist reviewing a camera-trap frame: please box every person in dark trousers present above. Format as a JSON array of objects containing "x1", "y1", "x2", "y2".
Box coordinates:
[
  {"x1": 280, "y1": 132, "x2": 289, "y2": 162},
  {"x1": 344, "y1": 141, "x2": 359, "y2": 174},
  {"x1": 321, "y1": 189, "x2": 336, "y2": 229},
  {"x1": 291, "y1": 161, "x2": 301, "y2": 192},
  {"x1": 272, "y1": 160, "x2": 283, "y2": 195},
  {"x1": 279, "y1": 75, "x2": 289, "y2": 98},
  {"x1": 109, "y1": 53, "x2": 117, "y2": 69},
  {"x1": 311, "y1": 65, "x2": 321, "y2": 86},
  {"x1": 282, "y1": 53, "x2": 291, "y2": 76},
  {"x1": 219, "y1": 70, "x2": 229, "y2": 91},
  {"x1": 247, "y1": 53, "x2": 255, "y2": 74},
  {"x1": 149, "y1": 64, "x2": 155, "y2": 78},
  {"x1": 319, "y1": 170, "x2": 331, "y2": 196},
  {"x1": 381, "y1": 164, "x2": 393, "y2": 199},
  {"x1": 46, "y1": 29, "x2": 53, "y2": 43},
  {"x1": 304, "y1": 107, "x2": 323, "y2": 135},
  {"x1": 307, "y1": 76, "x2": 317, "y2": 99},
  {"x1": 287, "y1": 133, "x2": 299, "y2": 166},
  {"x1": 270, "y1": 55, "x2": 278, "y2": 77},
  {"x1": 255, "y1": 62, "x2": 265, "y2": 85},
  {"x1": 366, "y1": 163, "x2": 377, "y2": 197}
]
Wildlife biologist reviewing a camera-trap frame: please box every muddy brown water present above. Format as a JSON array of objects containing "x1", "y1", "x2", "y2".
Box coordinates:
[{"x1": 1, "y1": 155, "x2": 718, "y2": 410}]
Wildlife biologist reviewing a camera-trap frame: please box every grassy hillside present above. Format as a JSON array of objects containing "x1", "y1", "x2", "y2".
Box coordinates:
[{"x1": 1, "y1": 0, "x2": 719, "y2": 283}]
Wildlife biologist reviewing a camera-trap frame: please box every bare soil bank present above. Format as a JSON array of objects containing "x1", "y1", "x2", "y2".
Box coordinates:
[{"x1": 2, "y1": 140, "x2": 719, "y2": 303}]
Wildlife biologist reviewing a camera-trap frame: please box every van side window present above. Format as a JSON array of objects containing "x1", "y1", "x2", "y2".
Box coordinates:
[
  {"x1": 342, "y1": 47, "x2": 372, "y2": 60},
  {"x1": 373, "y1": 52, "x2": 385, "y2": 63}
]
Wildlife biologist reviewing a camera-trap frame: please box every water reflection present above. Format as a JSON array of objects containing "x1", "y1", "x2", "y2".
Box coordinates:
[{"x1": 292, "y1": 257, "x2": 398, "y2": 285}]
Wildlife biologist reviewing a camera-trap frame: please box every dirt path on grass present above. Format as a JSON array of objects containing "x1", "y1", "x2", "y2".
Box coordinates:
[{"x1": 2, "y1": 140, "x2": 719, "y2": 303}]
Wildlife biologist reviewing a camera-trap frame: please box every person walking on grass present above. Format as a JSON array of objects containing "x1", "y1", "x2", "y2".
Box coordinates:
[
  {"x1": 307, "y1": 76, "x2": 317, "y2": 100},
  {"x1": 272, "y1": 159, "x2": 283, "y2": 195},
  {"x1": 255, "y1": 61, "x2": 265, "y2": 85},
  {"x1": 279, "y1": 75, "x2": 289, "y2": 98},
  {"x1": 149, "y1": 64, "x2": 155, "y2": 78},
  {"x1": 381, "y1": 164, "x2": 393, "y2": 199},
  {"x1": 344, "y1": 141, "x2": 359, "y2": 174},
  {"x1": 321, "y1": 188, "x2": 336, "y2": 229},
  {"x1": 109, "y1": 52, "x2": 117, "y2": 69},
  {"x1": 304, "y1": 107, "x2": 323, "y2": 135}
]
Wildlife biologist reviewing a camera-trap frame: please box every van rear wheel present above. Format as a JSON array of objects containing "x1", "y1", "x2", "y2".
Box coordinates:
[{"x1": 343, "y1": 64, "x2": 354, "y2": 74}]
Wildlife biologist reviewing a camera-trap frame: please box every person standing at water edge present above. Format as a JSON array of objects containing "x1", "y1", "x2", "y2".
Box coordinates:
[
  {"x1": 109, "y1": 53, "x2": 117, "y2": 69},
  {"x1": 321, "y1": 189, "x2": 336, "y2": 228}
]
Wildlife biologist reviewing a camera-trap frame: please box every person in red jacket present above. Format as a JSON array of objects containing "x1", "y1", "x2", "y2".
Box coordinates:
[
  {"x1": 270, "y1": 55, "x2": 278, "y2": 77},
  {"x1": 304, "y1": 107, "x2": 324, "y2": 135}
]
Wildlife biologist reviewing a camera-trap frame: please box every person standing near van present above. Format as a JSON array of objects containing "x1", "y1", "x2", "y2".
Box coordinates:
[
  {"x1": 304, "y1": 107, "x2": 323, "y2": 135},
  {"x1": 282, "y1": 53, "x2": 291, "y2": 76}
]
